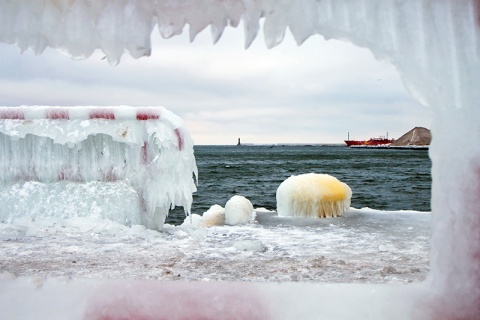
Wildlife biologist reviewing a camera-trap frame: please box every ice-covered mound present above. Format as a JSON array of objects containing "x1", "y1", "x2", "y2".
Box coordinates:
[
  {"x1": 199, "y1": 204, "x2": 226, "y2": 227},
  {"x1": 225, "y1": 195, "x2": 254, "y2": 225},
  {"x1": 181, "y1": 205, "x2": 226, "y2": 228},
  {"x1": 276, "y1": 173, "x2": 352, "y2": 218},
  {"x1": 180, "y1": 214, "x2": 203, "y2": 229}
]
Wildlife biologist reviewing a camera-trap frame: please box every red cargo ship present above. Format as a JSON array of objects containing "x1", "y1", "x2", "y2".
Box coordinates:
[{"x1": 344, "y1": 133, "x2": 394, "y2": 147}]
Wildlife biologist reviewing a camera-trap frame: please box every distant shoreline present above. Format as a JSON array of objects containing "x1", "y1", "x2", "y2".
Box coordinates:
[
  {"x1": 195, "y1": 143, "x2": 345, "y2": 147},
  {"x1": 194, "y1": 144, "x2": 428, "y2": 149}
]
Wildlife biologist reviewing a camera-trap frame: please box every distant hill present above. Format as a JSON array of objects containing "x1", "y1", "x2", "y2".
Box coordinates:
[{"x1": 391, "y1": 127, "x2": 431, "y2": 146}]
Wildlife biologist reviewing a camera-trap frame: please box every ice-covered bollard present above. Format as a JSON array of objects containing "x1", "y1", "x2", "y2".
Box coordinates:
[
  {"x1": 224, "y1": 195, "x2": 254, "y2": 225},
  {"x1": 276, "y1": 173, "x2": 352, "y2": 218},
  {"x1": 0, "y1": 106, "x2": 198, "y2": 229}
]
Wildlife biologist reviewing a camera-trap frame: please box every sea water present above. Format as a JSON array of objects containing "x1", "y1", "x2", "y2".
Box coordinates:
[{"x1": 166, "y1": 144, "x2": 431, "y2": 224}]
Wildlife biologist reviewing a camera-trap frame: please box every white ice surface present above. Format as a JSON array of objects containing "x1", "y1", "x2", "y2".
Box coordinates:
[
  {"x1": 0, "y1": 207, "x2": 431, "y2": 319},
  {"x1": 0, "y1": 208, "x2": 430, "y2": 283}
]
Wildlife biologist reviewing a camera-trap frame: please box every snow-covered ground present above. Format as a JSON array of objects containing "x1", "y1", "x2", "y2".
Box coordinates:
[{"x1": 0, "y1": 207, "x2": 430, "y2": 283}]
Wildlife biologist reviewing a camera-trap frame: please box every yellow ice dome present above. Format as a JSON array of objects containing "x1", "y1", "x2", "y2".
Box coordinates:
[{"x1": 276, "y1": 173, "x2": 352, "y2": 218}]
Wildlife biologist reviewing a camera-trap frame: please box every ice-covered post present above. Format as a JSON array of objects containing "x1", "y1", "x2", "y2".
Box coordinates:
[{"x1": 0, "y1": 106, "x2": 198, "y2": 229}]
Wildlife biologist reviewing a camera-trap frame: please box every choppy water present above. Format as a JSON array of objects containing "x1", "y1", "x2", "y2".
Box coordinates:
[{"x1": 166, "y1": 145, "x2": 431, "y2": 224}]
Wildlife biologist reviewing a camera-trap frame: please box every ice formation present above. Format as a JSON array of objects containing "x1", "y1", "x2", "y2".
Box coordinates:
[
  {"x1": 224, "y1": 195, "x2": 254, "y2": 225},
  {"x1": 180, "y1": 204, "x2": 225, "y2": 228},
  {"x1": 276, "y1": 173, "x2": 351, "y2": 218},
  {"x1": 0, "y1": 106, "x2": 198, "y2": 229},
  {"x1": 0, "y1": 0, "x2": 479, "y2": 319},
  {"x1": 199, "y1": 204, "x2": 226, "y2": 227},
  {"x1": 180, "y1": 213, "x2": 202, "y2": 229}
]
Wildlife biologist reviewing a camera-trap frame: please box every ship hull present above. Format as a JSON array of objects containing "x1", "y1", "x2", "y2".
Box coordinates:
[{"x1": 345, "y1": 138, "x2": 394, "y2": 147}]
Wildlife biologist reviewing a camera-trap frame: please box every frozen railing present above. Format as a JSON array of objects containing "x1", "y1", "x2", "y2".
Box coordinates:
[{"x1": 0, "y1": 106, "x2": 198, "y2": 229}]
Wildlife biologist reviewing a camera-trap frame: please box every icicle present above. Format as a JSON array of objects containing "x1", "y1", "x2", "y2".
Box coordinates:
[
  {"x1": 242, "y1": 0, "x2": 263, "y2": 49},
  {"x1": 262, "y1": 7, "x2": 288, "y2": 49},
  {"x1": 210, "y1": 21, "x2": 226, "y2": 44},
  {"x1": 287, "y1": 0, "x2": 317, "y2": 46}
]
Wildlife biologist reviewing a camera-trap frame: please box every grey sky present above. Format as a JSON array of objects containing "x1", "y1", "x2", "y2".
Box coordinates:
[{"x1": 0, "y1": 25, "x2": 431, "y2": 145}]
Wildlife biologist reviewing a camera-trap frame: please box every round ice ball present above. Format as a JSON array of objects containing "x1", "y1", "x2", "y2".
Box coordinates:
[
  {"x1": 224, "y1": 195, "x2": 254, "y2": 225},
  {"x1": 276, "y1": 173, "x2": 352, "y2": 218}
]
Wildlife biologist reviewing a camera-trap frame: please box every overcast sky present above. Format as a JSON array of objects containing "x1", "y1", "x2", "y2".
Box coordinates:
[{"x1": 0, "y1": 25, "x2": 432, "y2": 145}]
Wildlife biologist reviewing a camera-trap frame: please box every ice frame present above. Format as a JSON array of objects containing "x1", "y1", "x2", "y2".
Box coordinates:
[{"x1": 0, "y1": 1, "x2": 479, "y2": 319}]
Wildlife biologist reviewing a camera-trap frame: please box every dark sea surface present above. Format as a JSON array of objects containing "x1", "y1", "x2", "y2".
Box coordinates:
[{"x1": 166, "y1": 145, "x2": 431, "y2": 225}]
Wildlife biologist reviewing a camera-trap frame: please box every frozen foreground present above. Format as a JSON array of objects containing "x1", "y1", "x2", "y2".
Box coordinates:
[
  {"x1": 0, "y1": 208, "x2": 429, "y2": 283},
  {"x1": 0, "y1": 207, "x2": 431, "y2": 319}
]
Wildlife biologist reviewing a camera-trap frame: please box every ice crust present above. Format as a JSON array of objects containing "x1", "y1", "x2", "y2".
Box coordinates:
[
  {"x1": 0, "y1": 106, "x2": 198, "y2": 229},
  {"x1": 0, "y1": 0, "x2": 479, "y2": 319},
  {"x1": 0, "y1": 181, "x2": 141, "y2": 225},
  {"x1": 1, "y1": 208, "x2": 431, "y2": 319}
]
